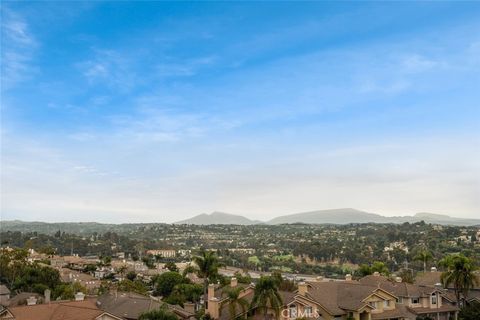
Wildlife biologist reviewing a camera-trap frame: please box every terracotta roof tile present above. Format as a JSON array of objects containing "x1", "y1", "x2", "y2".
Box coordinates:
[{"x1": 9, "y1": 299, "x2": 120, "y2": 320}]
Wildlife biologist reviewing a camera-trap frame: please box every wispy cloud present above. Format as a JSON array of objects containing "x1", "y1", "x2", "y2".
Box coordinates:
[
  {"x1": 1, "y1": 8, "x2": 38, "y2": 89},
  {"x1": 78, "y1": 49, "x2": 137, "y2": 92},
  {"x1": 401, "y1": 54, "x2": 440, "y2": 73},
  {"x1": 155, "y1": 55, "x2": 217, "y2": 78}
]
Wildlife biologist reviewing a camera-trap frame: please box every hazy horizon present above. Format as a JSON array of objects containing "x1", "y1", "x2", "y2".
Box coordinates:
[
  {"x1": 2, "y1": 2, "x2": 479, "y2": 223},
  {"x1": 1, "y1": 208, "x2": 479, "y2": 224}
]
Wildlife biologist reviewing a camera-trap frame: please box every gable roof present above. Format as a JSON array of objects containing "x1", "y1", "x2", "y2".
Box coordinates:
[
  {"x1": 415, "y1": 271, "x2": 480, "y2": 289},
  {"x1": 5, "y1": 292, "x2": 42, "y2": 307},
  {"x1": 0, "y1": 285, "x2": 10, "y2": 295},
  {"x1": 290, "y1": 281, "x2": 385, "y2": 315},
  {"x1": 371, "y1": 304, "x2": 414, "y2": 320},
  {"x1": 0, "y1": 305, "x2": 14, "y2": 319},
  {"x1": 97, "y1": 292, "x2": 162, "y2": 319},
  {"x1": 205, "y1": 283, "x2": 252, "y2": 301},
  {"x1": 8, "y1": 299, "x2": 121, "y2": 320},
  {"x1": 359, "y1": 275, "x2": 437, "y2": 297},
  {"x1": 167, "y1": 303, "x2": 196, "y2": 319}
]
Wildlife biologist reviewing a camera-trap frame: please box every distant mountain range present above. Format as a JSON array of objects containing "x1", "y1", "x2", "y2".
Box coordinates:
[
  {"x1": 174, "y1": 208, "x2": 480, "y2": 226},
  {"x1": 1, "y1": 209, "x2": 478, "y2": 232},
  {"x1": 175, "y1": 212, "x2": 263, "y2": 225}
]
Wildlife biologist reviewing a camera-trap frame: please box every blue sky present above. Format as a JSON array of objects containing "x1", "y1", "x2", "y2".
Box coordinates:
[{"x1": 1, "y1": 2, "x2": 479, "y2": 222}]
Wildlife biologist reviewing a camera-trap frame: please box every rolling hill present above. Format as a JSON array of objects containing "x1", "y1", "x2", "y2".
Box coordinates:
[{"x1": 174, "y1": 211, "x2": 260, "y2": 225}]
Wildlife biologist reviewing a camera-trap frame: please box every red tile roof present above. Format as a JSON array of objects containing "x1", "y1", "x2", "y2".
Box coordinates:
[{"x1": 8, "y1": 299, "x2": 121, "y2": 320}]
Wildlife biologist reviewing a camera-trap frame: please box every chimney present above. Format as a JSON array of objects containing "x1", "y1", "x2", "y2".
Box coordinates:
[
  {"x1": 298, "y1": 282, "x2": 308, "y2": 296},
  {"x1": 75, "y1": 292, "x2": 85, "y2": 301},
  {"x1": 26, "y1": 296, "x2": 37, "y2": 306},
  {"x1": 44, "y1": 289, "x2": 51, "y2": 304},
  {"x1": 208, "y1": 284, "x2": 215, "y2": 301},
  {"x1": 395, "y1": 277, "x2": 402, "y2": 283},
  {"x1": 207, "y1": 297, "x2": 220, "y2": 319},
  {"x1": 431, "y1": 267, "x2": 437, "y2": 272},
  {"x1": 373, "y1": 271, "x2": 380, "y2": 276},
  {"x1": 345, "y1": 274, "x2": 352, "y2": 281},
  {"x1": 316, "y1": 276, "x2": 324, "y2": 282},
  {"x1": 184, "y1": 302, "x2": 195, "y2": 314},
  {"x1": 230, "y1": 277, "x2": 238, "y2": 287}
]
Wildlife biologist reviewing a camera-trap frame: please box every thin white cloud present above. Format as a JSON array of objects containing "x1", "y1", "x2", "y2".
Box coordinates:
[
  {"x1": 78, "y1": 49, "x2": 137, "y2": 92},
  {"x1": 401, "y1": 54, "x2": 439, "y2": 73},
  {"x1": 1, "y1": 8, "x2": 38, "y2": 89},
  {"x1": 155, "y1": 56, "x2": 217, "y2": 78}
]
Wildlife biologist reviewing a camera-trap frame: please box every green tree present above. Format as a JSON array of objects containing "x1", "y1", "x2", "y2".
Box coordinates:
[
  {"x1": 139, "y1": 306, "x2": 178, "y2": 320},
  {"x1": 440, "y1": 254, "x2": 478, "y2": 305},
  {"x1": 117, "y1": 279, "x2": 148, "y2": 295},
  {"x1": 221, "y1": 287, "x2": 249, "y2": 320},
  {"x1": 357, "y1": 264, "x2": 373, "y2": 277},
  {"x1": 117, "y1": 265, "x2": 127, "y2": 278},
  {"x1": 371, "y1": 261, "x2": 389, "y2": 275},
  {"x1": 164, "y1": 261, "x2": 179, "y2": 272},
  {"x1": 414, "y1": 250, "x2": 433, "y2": 273},
  {"x1": 164, "y1": 283, "x2": 203, "y2": 306},
  {"x1": 143, "y1": 255, "x2": 156, "y2": 269},
  {"x1": 459, "y1": 301, "x2": 480, "y2": 320},
  {"x1": 182, "y1": 264, "x2": 198, "y2": 278},
  {"x1": 192, "y1": 250, "x2": 222, "y2": 296},
  {"x1": 356, "y1": 261, "x2": 389, "y2": 277},
  {"x1": 153, "y1": 271, "x2": 186, "y2": 297},
  {"x1": 251, "y1": 276, "x2": 283, "y2": 320},
  {"x1": 233, "y1": 272, "x2": 252, "y2": 284},
  {"x1": 53, "y1": 282, "x2": 86, "y2": 300},
  {"x1": 271, "y1": 272, "x2": 296, "y2": 292},
  {"x1": 396, "y1": 269, "x2": 414, "y2": 284},
  {"x1": 126, "y1": 271, "x2": 137, "y2": 281},
  {"x1": 38, "y1": 246, "x2": 56, "y2": 257}
]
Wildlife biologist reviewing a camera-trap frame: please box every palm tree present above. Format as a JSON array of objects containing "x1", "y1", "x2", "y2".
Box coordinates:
[
  {"x1": 192, "y1": 250, "x2": 222, "y2": 296},
  {"x1": 414, "y1": 249, "x2": 433, "y2": 273},
  {"x1": 220, "y1": 287, "x2": 249, "y2": 320},
  {"x1": 251, "y1": 276, "x2": 283, "y2": 320},
  {"x1": 440, "y1": 254, "x2": 478, "y2": 305}
]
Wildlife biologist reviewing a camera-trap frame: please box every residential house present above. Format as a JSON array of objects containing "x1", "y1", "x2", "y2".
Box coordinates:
[
  {"x1": 206, "y1": 277, "x2": 257, "y2": 320},
  {"x1": 2, "y1": 292, "x2": 43, "y2": 307},
  {"x1": 94, "y1": 266, "x2": 115, "y2": 279},
  {"x1": 97, "y1": 291, "x2": 195, "y2": 320},
  {"x1": 359, "y1": 273, "x2": 458, "y2": 320},
  {"x1": 0, "y1": 299, "x2": 122, "y2": 320},
  {"x1": 415, "y1": 269, "x2": 480, "y2": 306},
  {"x1": 50, "y1": 256, "x2": 67, "y2": 268},
  {"x1": 59, "y1": 268, "x2": 101, "y2": 294},
  {"x1": 209, "y1": 274, "x2": 458, "y2": 320},
  {"x1": 0, "y1": 286, "x2": 10, "y2": 306},
  {"x1": 146, "y1": 250, "x2": 176, "y2": 258}
]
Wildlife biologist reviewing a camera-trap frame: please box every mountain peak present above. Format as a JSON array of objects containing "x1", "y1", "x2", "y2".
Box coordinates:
[
  {"x1": 174, "y1": 212, "x2": 258, "y2": 225},
  {"x1": 173, "y1": 209, "x2": 479, "y2": 226}
]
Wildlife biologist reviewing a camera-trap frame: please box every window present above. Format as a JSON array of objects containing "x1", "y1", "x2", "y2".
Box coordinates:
[
  {"x1": 289, "y1": 305, "x2": 297, "y2": 318},
  {"x1": 304, "y1": 306, "x2": 313, "y2": 317},
  {"x1": 411, "y1": 297, "x2": 419, "y2": 304},
  {"x1": 384, "y1": 300, "x2": 389, "y2": 308},
  {"x1": 369, "y1": 302, "x2": 378, "y2": 309},
  {"x1": 397, "y1": 297, "x2": 403, "y2": 304},
  {"x1": 431, "y1": 293, "x2": 437, "y2": 305}
]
